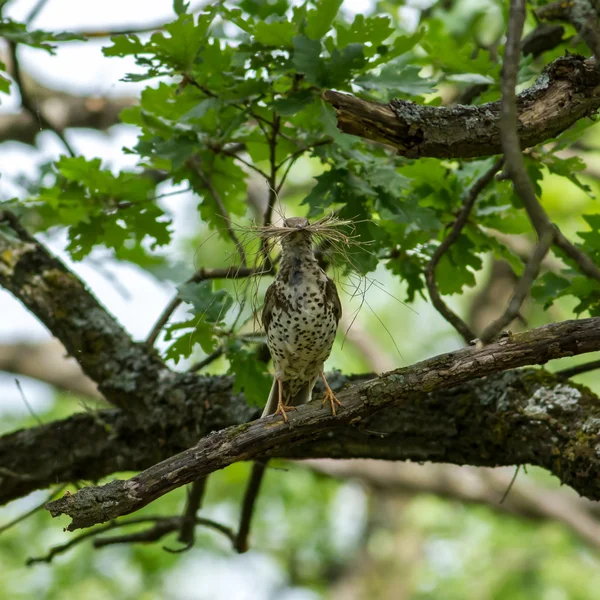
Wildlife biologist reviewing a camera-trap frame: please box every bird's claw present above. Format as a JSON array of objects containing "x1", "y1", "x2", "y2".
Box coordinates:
[
  {"x1": 321, "y1": 388, "x2": 343, "y2": 416},
  {"x1": 274, "y1": 401, "x2": 296, "y2": 424}
]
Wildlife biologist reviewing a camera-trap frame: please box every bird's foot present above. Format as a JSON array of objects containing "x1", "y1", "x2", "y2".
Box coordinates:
[
  {"x1": 321, "y1": 387, "x2": 343, "y2": 416},
  {"x1": 274, "y1": 400, "x2": 296, "y2": 424}
]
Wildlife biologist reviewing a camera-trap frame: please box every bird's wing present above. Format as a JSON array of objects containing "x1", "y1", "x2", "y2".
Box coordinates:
[
  {"x1": 325, "y1": 276, "x2": 342, "y2": 323},
  {"x1": 261, "y1": 282, "x2": 277, "y2": 331}
]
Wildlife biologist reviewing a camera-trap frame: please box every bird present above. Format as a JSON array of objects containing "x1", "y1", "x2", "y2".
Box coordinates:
[{"x1": 261, "y1": 216, "x2": 343, "y2": 423}]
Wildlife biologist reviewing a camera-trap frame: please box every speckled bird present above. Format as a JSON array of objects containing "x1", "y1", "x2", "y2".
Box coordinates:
[{"x1": 261, "y1": 216, "x2": 342, "y2": 422}]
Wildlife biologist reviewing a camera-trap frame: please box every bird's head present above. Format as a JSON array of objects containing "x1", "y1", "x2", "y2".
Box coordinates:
[{"x1": 280, "y1": 217, "x2": 312, "y2": 248}]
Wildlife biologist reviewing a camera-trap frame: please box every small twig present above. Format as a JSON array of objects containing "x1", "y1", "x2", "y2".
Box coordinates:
[
  {"x1": 235, "y1": 461, "x2": 269, "y2": 553},
  {"x1": 69, "y1": 1, "x2": 209, "y2": 37},
  {"x1": 97, "y1": 517, "x2": 235, "y2": 549},
  {"x1": 176, "y1": 478, "x2": 207, "y2": 550},
  {"x1": 99, "y1": 518, "x2": 181, "y2": 548},
  {"x1": 146, "y1": 266, "x2": 256, "y2": 346},
  {"x1": 274, "y1": 140, "x2": 332, "y2": 197},
  {"x1": 262, "y1": 114, "x2": 281, "y2": 228},
  {"x1": 227, "y1": 153, "x2": 269, "y2": 179},
  {"x1": 14, "y1": 378, "x2": 44, "y2": 426},
  {"x1": 0, "y1": 467, "x2": 34, "y2": 480},
  {"x1": 8, "y1": 43, "x2": 75, "y2": 157},
  {"x1": 480, "y1": 230, "x2": 555, "y2": 343},
  {"x1": 26, "y1": 518, "x2": 160, "y2": 564},
  {"x1": 187, "y1": 346, "x2": 226, "y2": 371},
  {"x1": 554, "y1": 230, "x2": 600, "y2": 283},
  {"x1": 500, "y1": 465, "x2": 522, "y2": 504},
  {"x1": 556, "y1": 359, "x2": 600, "y2": 378},
  {"x1": 424, "y1": 159, "x2": 503, "y2": 344},
  {"x1": 0, "y1": 485, "x2": 65, "y2": 536},
  {"x1": 27, "y1": 513, "x2": 236, "y2": 564},
  {"x1": 190, "y1": 158, "x2": 247, "y2": 266},
  {"x1": 25, "y1": 0, "x2": 51, "y2": 23},
  {"x1": 275, "y1": 139, "x2": 332, "y2": 172}
]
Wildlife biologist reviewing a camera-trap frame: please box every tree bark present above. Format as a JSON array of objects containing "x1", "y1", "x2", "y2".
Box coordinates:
[
  {"x1": 323, "y1": 55, "x2": 600, "y2": 158},
  {"x1": 44, "y1": 316, "x2": 600, "y2": 529}
]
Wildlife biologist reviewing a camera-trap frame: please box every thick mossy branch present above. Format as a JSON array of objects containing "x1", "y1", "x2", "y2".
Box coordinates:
[
  {"x1": 323, "y1": 55, "x2": 600, "y2": 158},
  {"x1": 45, "y1": 318, "x2": 600, "y2": 530},
  {"x1": 0, "y1": 212, "x2": 170, "y2": 414}
]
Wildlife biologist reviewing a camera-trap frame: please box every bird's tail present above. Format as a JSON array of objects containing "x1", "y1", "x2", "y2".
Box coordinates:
[{"x1": 261, "y1": 377, "x2": 315, "y2": 417}]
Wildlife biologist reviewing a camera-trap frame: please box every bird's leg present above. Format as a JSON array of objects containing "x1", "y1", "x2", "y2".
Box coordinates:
[
  {"x1": 320, "y1": 372, "x2": 343, "y2": 416},
  {"x1": 273, "y1": 378, "x2": 296, "y2": 424}
]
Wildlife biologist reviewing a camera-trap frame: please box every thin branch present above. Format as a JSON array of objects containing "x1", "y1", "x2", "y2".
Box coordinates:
[
  {"x1": 424, "y1": 159, "x2": 503, "y2": 344},
  {"x1": 556, "y1": 359, "x2": 600, "y2": 378},
  {"x1": 175, "y1": 477, "x2": 207, "y2": 550},
  {"x1": 500, "y1": 0, "x2": 600, "y2": 290},
  {"x1": 26, "y1": 516, "x2": 176, "y2": 564},
  {"x1": 95, "y1": 517, "x2": 235, "y2": 549},
  {"x1": 8, "y1": 43, "x2": 75, "y2": 156},
  {"x1": 226, "y1": 153, "x2": 269, "y2": 179},
  {"x1": 235, "y1": 461, "x2": 268, "y2": 553},
  {"x1": 479, "y1": 230, "x2": 555, "y2": 343},
  {"x1": 187, "y1": 346, "x2": 226, "y2": 371},
  {"x1": 274, "y1": 139, "x2": 333, "y2": 197},
  {"x1": 554, "y1": 230, "x2": 600, "y2": 283},
  {"x1": 14, "y1": 378, "x2": 44, "y2": 426},
  {"x1": 570, "y1": 0, "x2": 600, "y2": 62},
  {"x1": 500, "y1": 0, "x2": 555, "y2": 237},
  {"x1": 26, "y1": 512, "x2": 236, "y2": 564},
  {"x1": 145, "y1": 266, "x2": 257, "y2": 346},
  {"x1": 98, "y1": 517, "x2": 181, "y2": 548},
  {"x1": 68, "y1": 1, "x2": 209, "y2": 37},
  {"x1": 25, "y1": 0, "x2": 51, "y2": 23},
  {"x1": 275, "y1": 139, "x2": 332, "y2": 172},
  {"x1": 262, "y1": 114, "x2": 281, "y2": 228}
]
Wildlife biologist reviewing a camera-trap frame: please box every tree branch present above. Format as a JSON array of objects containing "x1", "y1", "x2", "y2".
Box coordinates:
[
  {"x1": 0, "y1": 211, "x2": 169, "y2": 414},
  {"x1": 323, "y1": 54, "x2": 600, "y2": 158},
  {"x1": 425, "y1": 159, "x2": 503, "y2": 343},
  {"x1": 8, "y1": 43, "x2": 76, "y2": 156},
  {"x1": 0, "y1": 340, "x2": 102, "y2": 400},
  {"x1": 45, "y1": 317, "x2": 600, "y2": 530},
  {"x1": 310, "y1": 461, "x2": 600, "y2": 551}
]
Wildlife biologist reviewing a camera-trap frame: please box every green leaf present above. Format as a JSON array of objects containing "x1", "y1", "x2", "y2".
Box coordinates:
[
  {"x1": 102, "y1": 34, "x2": 145, "y2": 57},
  {"x1": 163, "y1": 318, "x2": 217, "y2": 362},
  {"x1": 356, "y1": 64, "x2": 437, "y2": 97},
  {"x1": 292, "y1": 35, "x2": 324, "y2": 84},
  {"x1": 254, "y1": 20, "x2": 296, "y2": 47},
  {"x1": 173, "y1": 0, "x2": 190, "y2": 15},
  {"x1": 540, "y1": 153, "x2": 594, "y2": 197},
  {"x1": 239, "y1": 0, "x2": 288, "y2": 18},
  {"x1": 326, "y1": 44, "x2": 366, "y2": 87},
  {"x1": 227, "y1": 343, "x2": 272, "y2": 407},
  {"x1": 273, "y1": 90, "x2": 315, "y2": 115},
  {"x1": 336, "y1": 15, "x2": 394, "y2": 52},
  {"x1": 531, "y1": 272, "x2": 572, "y2": 309},
  {"x1": 435, "y1": 236, "x2": 482, "y2": 295},
  {"x1": 177, "y1": 280, "x2": 233, "y2": 323},
  {"x1": 368, "y1": 29, "x2": 424, "y2": 68},
  {"x1": 305, "y1": 0, "x2": 343, "y2": 40},
  {"x1": 0, "y1": 19, "x2": 84, "y2": 53},
  {"x1": 0, "y1": 68, "x2": 10, "y2": 95}
]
